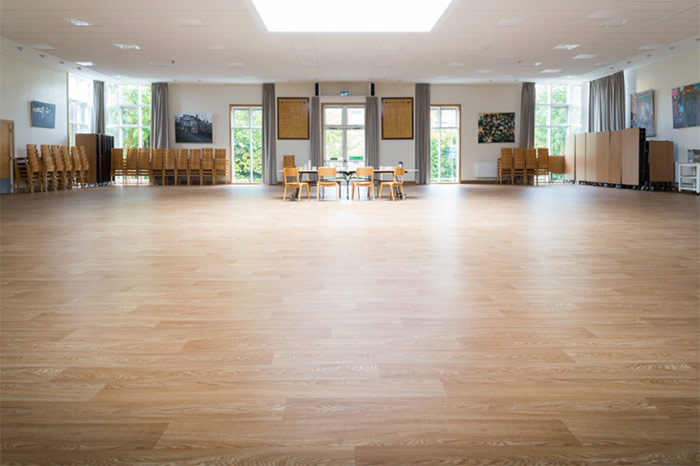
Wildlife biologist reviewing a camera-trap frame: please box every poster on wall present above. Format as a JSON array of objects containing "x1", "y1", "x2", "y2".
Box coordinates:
[
  {"x1": 31, "y1": 101, "x2": 56, "y2": 128},
  {"x1": 630, "y1": 89, "x2": 655, "y2": 137},
  {"x1": 478, "y1": 112, "x2": 515, "y2": 143},
  {"x1": 175, "y1": 112, "x2": 213, "y2": 143},
  {"x1": 672, "y1": 83, "x2": 700, "y2": 129}
]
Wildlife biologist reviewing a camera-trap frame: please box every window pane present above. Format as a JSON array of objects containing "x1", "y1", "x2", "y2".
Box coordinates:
[
  {"x1": 122, "y1": 128, "x2": 139, "y2": 148},
  {"x1": 430, "y1": 128, "x2": 440, "y2": 182},
  {"x1": 551, "y1": 127, "x2": 567, "y2": 155},
  {"x1": 430, "y1": 108, "x2": 439, "y2": 128},
  {"x1": 233, "y1": 109, "x2": 250, "y2": 127},
  {"x1": 122, "y1": 108, "x2": 139, "y2": 125},
  {"x1": 347, "y1": 107, "x2": 364, "y2": 125},
  {"x1": 440, "y1": 128, "x2": 458, "y2": 182},
  {"x1": 536, "y1": 84, "x2": 549, "y2": 105},
  {"x1": 141, "y1": 128, "x2": 150, "y2": 148},
  {"x1": 251, "y1": 108, "x2": 262, "y2": 128},
  {"x1": 551, "y1": 107, "x2": 568, "y2": 126},
  {"x1": 569, "y1": 106, "x2": 581, "y2": 126},
  {"x1": 536, "y1": 105, "x2": 548, "y2": 126},
  {"x1": 569, "y1": 85, "x2": 582, "y2": 107},
  {"x1": 346, "y1": 129, "x2": 364, "y2": 162},
  {"x1": 535, "y1": 127, "x2": 548, "y2": 149},
  {"x1": 107, "y1": 108, "x2": 119, "y2": 125},
  {"x1": 324, "y1": 129, "x2": 343, "y2": 162},
  {"x1": 107, "y1": 84, "x2": 119, "y2": 106},
  {"x1": 325, "y1": 108, "x2": 342, "y2": 125},
  {"x1": 121, "y1": 85, "x2": 138, "y2": 105},
  {"x1": 233, "y1": 128, "x2": 251, "y2": 182},
  {"x1": 142, "y1": 107, "x2": 151, "y2": 127},
  {"x1": 107, "y1": 127, "x2": 119, "y2": 144},
  {"x1": 551, "y1": 85, "x2": 567, "y2": 105},
  {"x1": 440, "y1": 108, "x2": 457, "y2": 127},
  {"x1": 140, "y1": 85, "x2": 151, "y2": 106},
  {"x1": 252, "y1": 128, "x2": 262, "y2": 182}
]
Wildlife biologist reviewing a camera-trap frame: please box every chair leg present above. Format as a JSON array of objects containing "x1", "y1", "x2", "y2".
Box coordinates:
[
  {"x1": 283, "y1": 185, "x2": 287, "y2": 200},
  {"x1": 351, "y1": 184, "x2": 355, "y2": 200}
]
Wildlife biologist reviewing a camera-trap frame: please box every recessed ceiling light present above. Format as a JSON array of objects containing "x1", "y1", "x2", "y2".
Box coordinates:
[
  {"x1": 573, "y1": 54, "x2": 598, "y2": 59},
  {"x1": 473, "y1": 69, "x2": 491, "y2": 74},
  {"x1": 67, "y1": 18, "x2": 96, "y2": 27},
  {"x1": 638, "y1": 44, "x2": 662, "y2": 50},
  {"x1": 599, "y1": 18, "x2": 627, "y2": 27},
  {"x1": 496, "y1": 54, "x2": 517, "y2": 60},
  {"x1": 225, "y1": 62, "x2": 245, "y2": 67},
  {"x1": 114, "y1": 43, "x2": 141, "y2": 50},
  {"x1": 448, "y1": 62, "x2": 466, "y2": 67},
  {"x1": 541, "y1": 69, "x2": 561, "y2": 73},
  {"x1": 206, "y1": 44, "x2": 227, "y2": 51},
  {"x1": 495, "y1": 18, "x2": 524, "y2": 27},
  {"x1": 250, "y1": 0, "x2": 452, "y2": 32},
  {"x1": 467, "y1": 44, "x2": 490, "y2": 51},
  {"x1": 553, "y1": 44, "x2": 580, "y2": 50},
  {"x1": 176, "y1": 18, "x2": 204, "y2": 26},
  {"x1": 518, "y1": 61, "x2": 542, "y2": 67},
  {"x1": 75, "y1": 61, "x2": 94, "y2": 66},
  {"x1": 31, "y1": 44, "x2": 55, "y2": 50}
]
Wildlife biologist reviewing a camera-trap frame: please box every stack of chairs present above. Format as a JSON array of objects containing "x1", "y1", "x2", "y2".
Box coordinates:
[
  {"x1": 537, "y1": 148, "x2": 550, "y2": 183},
  {"x1": 125, "y1": 149, "x2": 139, "y2": 184},
  {"x1": 498, "y1": 147, "x2": 553, "y2": 185},
  {"x1": 525, "y1": 148, "x2": 538, "y2": 185},
  {"x1": 110, "y1": 148, "x2": 125, "y2": 184},
  {"x1": 201, "y1": 148, "x2": 214, "y2": 185},
  {"x1": 214, "y1": 148, "x2": 227, "y2": 184},
  {"x1": 71, "y1": 146, "x2": 87, "y2": 187},
  {"x1": 138, "y1": 148, "x2": 151, "y2": 185},
  {"x1": 176, "y1": 149, "x2": 188, "y2": 185},
  {"x1": 163, "y1": 149, "x2": 176, "y2": 184},
  {"x1": 189, "y1": 149, "x2": 201, "y2": 185},
  {"x1": 151, "y1": 149, "x2": 164, "y2": 185}
]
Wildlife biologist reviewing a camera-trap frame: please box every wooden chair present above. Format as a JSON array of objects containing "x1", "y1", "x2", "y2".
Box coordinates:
[
  {"x1": 513, "y1": 148, "x2": 526, "y2": 184},
  {"x1": 22, "y1": 144, "x2": 43, "y2": 192},
  {"x1": 351, "y1": 166, "x2": 374, "y2": 200},
  {"x1": 283, "y1": 155, "x2": 296, "y2": 168},
  {"x1": 176, "y1": 149, "x2": 189, "y2": 185},
  {"x1": 537, "y1": 147, "x2": 550, "y2": 184},
  {"x1": 51, "y1": 145, "x2": 68, "y2": 189},
  {"x1": 378, "y1": 166, "x2": 405, "y2": 201},
  {"x1": 41, "y1": 144, "x2": 58, "y2": 191},
  {"x1": 316, "y1": 167, "x2": 340, "y2": 201},
  {"x1": 214, "y1": 148, "x2": 227, "y2": 184},
  {"x1": 189, "y1": 149, "x2": 202, "y2": 185},
  {"x1": 525, "y1": 148, "x2": 538, "y2": 185},
  {"x1": 138, "y1": 148, "x2": 151, "y2": 185},
  {"x1": 72, "y1": 146, "x2": 88, "y2": 187},
  {"x1": 124, "y1": 149, "x2": 139, "y2": 184},
  {"x1": 79, "y1": 146, "x2": 90, "y2": 186},
  {"x1": 499, "y1": 149, "x2": 514, "y2": 184},
  {"x1": 13, "y1": 156, "x2": 29, "y2": 192},
  {"x1": 60, "y1": 146, "x2": 73, "y2": 189},
  {"x1": 201, "y1": 148, "x2": 214, "y2": 185},
  {"x1": 110, "y1": 148, "x2": 125, "y2": 185},
  {"x1": 163, "y1": 149, "x2": 176, "y2": 185},
  {"x1": 151, "y1": 149, "x2": 164, "y2": 185},
  {"x1": 282, "y1": 167, "x2": 310, "y2": 201}
]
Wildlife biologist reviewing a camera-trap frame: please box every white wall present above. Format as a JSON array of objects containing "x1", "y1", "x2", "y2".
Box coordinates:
[
  {"x1": 0, "y1": 53, "x2": 68, "y2": 157},
  {"x1": 432, "y1": 84, "x2": 521, "y2": 180},
  {"x1": 625, "y1": 51, "x2": 700, "y2": 163}
]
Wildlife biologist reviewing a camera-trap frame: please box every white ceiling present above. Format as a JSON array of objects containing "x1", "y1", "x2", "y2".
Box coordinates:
[{"x1": 1, "y1": 0, "x2": 698, "y2": 84}]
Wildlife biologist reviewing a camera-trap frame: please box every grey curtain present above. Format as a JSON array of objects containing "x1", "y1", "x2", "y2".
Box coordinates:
[
  {"x1": 519, "y1": 82, "x2": 535, "y2": 148},
  {"x1": 262, "y1": 83, "x2": 277, "y2": 185},
  {"x1": 310, "y1": 96, "x2": 322, "y2": 168},
  {"x1": 588, "y1": 71, "x2": 625, "y2": 132},
  {"x1": 151, "y1": 82, "x2": 170, "y2": 148},
  {"x1": 93, "y1": 80, "x2": 105, "y2": 134},
  {"x1": 365, "y1": 96, "x2": 379, "y2": 168},
  {"x1": 414, "y1": 83, "x2": 430, "y2": 184}
]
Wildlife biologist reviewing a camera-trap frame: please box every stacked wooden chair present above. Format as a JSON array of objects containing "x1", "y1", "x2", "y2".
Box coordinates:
[
  {"x1": 537, "y1": 148, "x2": 550, "y2": 184},
  {"x1": 125, "y1": 149, "x2": 139, "y2": 184},
  {"x1": 71, "y1": 146, "x2": 86, "y2": 187},
  {"x1": 189, "y1": 149, "x2": 202, "y2": 185},
  {"x1": 79, "y1": 146, "x2": 90, "y2": 186},
  {"x1": 525, "y1": 148, "x2": 538, "y2": 185},
  {"x1": 201, "y1": 148, "x2": 214, "y2": 185},
  {"x1": 138, "y1": 148, "x2": 151, "y2": 185},
  {"x1": 151, "y1": 149, "x2": 164, "y2": 185},
  {"x1": 110, "y1": 148, "x2": 125, "y2": 184},
  {"x1": 163, "y1": 149, "x2": 176, "y2": 184},
  {"x1": 59, "y1": 146, "x2": 73, "y2": 189},
  {"x1": 214, "y1": 148, "x2": 228, "y2": 184},
  {"x1": 176, "y1": 149, "x2": 189, "y2": 185},
  {"x1": 498, "y1": 148, "x2": 513, "y2": 184}
]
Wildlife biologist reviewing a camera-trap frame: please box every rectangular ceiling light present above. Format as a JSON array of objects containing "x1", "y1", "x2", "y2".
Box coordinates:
[{"x1": 250, "y1": 0, "x2": 453, "y2": 32}]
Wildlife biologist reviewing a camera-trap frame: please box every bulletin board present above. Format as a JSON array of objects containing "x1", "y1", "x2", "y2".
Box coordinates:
[
  {"x1": 278, "y1": 97, "x2": 309, "y2": 140},
  {"x1": 381, "y1": 97, "x2": 413, "y2": 139}
]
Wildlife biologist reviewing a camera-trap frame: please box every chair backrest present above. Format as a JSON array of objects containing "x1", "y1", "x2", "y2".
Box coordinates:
[
  {"x1": 283, "y1": 167, "x2": 299, "y2": 184},
  {"x1": 42, "y1": 146, "x2": 55, "y2": 171},
  {"x1": 27, "y1": 147, "x2": 42, "y2": 173},
  {"x1": 214, "y1": 148, "x2": 226, "y2": 169},
  {"x1": 176, "y1": 149, "x2": 188, "y2": 169},
  {"x1": 125, "y1": 149, "x2": 139, "y2": 169},
  {"x1": 537, "y1": 148, "x2": 549, "y2": 169},
  {"x1": 500, "y1": 148, "x2": 513, "y2": 169},
  {"x1": 283, "y1": 155, "x2": 296, "y2": 168},
  {"x1": 356, "y1": 166, "x2": 374, "y2": 181},
  {"x1": 79, "y1": 146, "x2": 89, "y2": 172},
  {"x1": 525, "y1": 148, "x2": 537, "y2": 169},
  {"x1": 318, "y1": 167, "x2": 336, "y2": 181},
  {"x1": 138, "y1": 148, "x2": 151, "y2": 169},
  {"x1": 26, "y1": 144, "x2": 37, "y2": 156},
  {"x1": 151, "y1": 149, "x2": 164, "y2": 170},
  {"x1": 70, "y1": 146, "x2": 82, "y2": 170},
  {"x1": 513, "y1": 148, "x2": 525, "y2": 169},
  {"x1": 111, "y1": 148, "x2": 124, "y2": 170},
  {"x1": 189, "y1": 149, "x2": 202, "y2": 169},
  {"x1": 60, "y1": 146, "x2": 72, "y2": 170},
  {"x1": 164, "y1": 149, "x2": 176, "y2": 169},
  {"x1": 201, "y1": 148, "x2": 214, "y2": 169},
  {"x1": 51, "y1": 146, "x2": 64, "y2": 170},
  {"x1": 393, "y1": 166, "x2": 406, "y2": 183}
]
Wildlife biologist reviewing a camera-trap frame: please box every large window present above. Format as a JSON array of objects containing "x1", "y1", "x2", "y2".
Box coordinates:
[
  {"x1": 323, "y1": 105, "x2": 364, "y2": 168},
  {"x1": 106, "y1": 84, "x2": 151, "y2": 149},
  {"x1": 535, "y1": 84, "x2": 582, "y2": 156},
  {"x1": 68, "y1": 75, "x2": 93, "y2": 145},
  {"x1": 430, "y1": 105, "x2": 460, "y2": 183},
  {"x1": 231, "y1": 106, "x2": 263, "y2": 183}
]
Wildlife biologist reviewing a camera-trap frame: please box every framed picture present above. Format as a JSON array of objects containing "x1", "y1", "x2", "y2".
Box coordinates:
[
  {"x1": 31, "y1": 101, "x2": 56, "y2": 128},
  {"x1": 278, "y1": 97, "x2": 309, "y2": 140},
  {"x1": 478, "y1": 112, "x2": 515, "y2": 143},
  {"x1": 175, "y1": 113, "x2": 213, "y2": 143},
  {"x1": 672, "y1": 83, "x2": 700, "y2": 129},
  {"x1": 631, "y1": 90, "x2": 655, "y2": 137},
  {"x1": 382, "y1": 97, "x2": 413, "y2": 139}
]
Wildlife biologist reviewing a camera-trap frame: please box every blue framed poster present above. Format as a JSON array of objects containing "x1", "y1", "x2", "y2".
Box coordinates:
[{"x1": 31, "y1": 101, "x2": 56, "y2": 128}]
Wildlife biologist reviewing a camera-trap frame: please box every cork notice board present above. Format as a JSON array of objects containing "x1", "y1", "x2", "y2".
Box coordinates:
[
  {"x1": 382, "y1": 98, "x2": 413, "y2": 139},
  {"x1": 278, "y1": 97, "x2": 309, "y2": 140}
]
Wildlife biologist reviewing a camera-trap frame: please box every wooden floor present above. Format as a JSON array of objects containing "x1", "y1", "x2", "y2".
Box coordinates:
[{"x1": 1, "y1": 184, "x2": 698, "y2": 465}]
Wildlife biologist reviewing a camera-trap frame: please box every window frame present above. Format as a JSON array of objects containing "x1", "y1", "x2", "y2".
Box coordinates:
[
  {"x1": 230, "y1": 104, "x2": 263, "y2": 184},
  {"x1": 430, "y1": 104, "x2": 461, "y2": 184},
  {"x1": 322, "y1": 103, "x2": 366, "y2": 168},
  {"x1": 105, "y1": 84, "x2": 152, "y2": 149},
  {"x1": 68, "y1": 74, "x2": 94, "y2": 145},
  {"x1": 535, "y1": 83, "x2": 582, "y2": 156}
]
